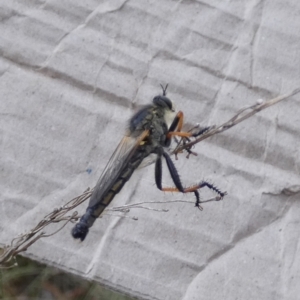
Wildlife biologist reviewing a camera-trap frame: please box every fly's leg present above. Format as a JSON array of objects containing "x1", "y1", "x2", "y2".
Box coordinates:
[
  {"x1": 192, "y1": 126, "x2": 211, "y2": 137},
  {"x1": 178, "y1": 126, "x2": 211, "y2": 158},
  {"x1": 155, "y1": 151, "x2": 226, "y2": 210},
  {"x1": 155, "y1": 152, "x2": 184, "y2": 192},
  {"x1": 193, "y1": 182, "x2": 227, "y2": 209},
  {"x1": 167, "y1": 112, "x2": 210, "y2": 140},
  {"x1": 167, "y1": 111, "x2": 211, "y2": 158},
  {"x1": 164, "y1": 111, "x2": 184, "y2": 147},
  {"x1": 166, "y1": 111, "x2": 195, "y2": 158},
  {"x1": 169, "y1": 111, "x2": 184, "y2": 132}
]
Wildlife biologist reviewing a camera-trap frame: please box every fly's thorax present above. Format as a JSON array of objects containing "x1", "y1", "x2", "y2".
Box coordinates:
[
  {"x1": 128, "y1": 96, "x2": 176, "y2": 147},
  {"x1": 129, "y1": 105, "x2": 152, "y2": 136},
  {"x1": 146, "y1": 107, "x2": 170, "y2": 147}
]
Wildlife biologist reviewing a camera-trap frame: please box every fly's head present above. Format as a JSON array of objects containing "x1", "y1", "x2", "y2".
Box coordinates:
[{"x1": 153, "y1": 84, "x2": 176, "y2": 128}]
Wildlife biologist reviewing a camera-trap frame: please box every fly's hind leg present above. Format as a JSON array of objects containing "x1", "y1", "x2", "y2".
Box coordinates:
[
  {"x1": 193, "y1": 182, "x2": 227, "y2": 210},
  {"x1": 155, "y1": 150, "x2": 226, "y2": 210}
]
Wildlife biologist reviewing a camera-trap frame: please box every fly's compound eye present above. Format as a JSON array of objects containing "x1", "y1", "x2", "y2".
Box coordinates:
[{"x1": 153, "y1": 95, "x2": 173, "y2": 111}]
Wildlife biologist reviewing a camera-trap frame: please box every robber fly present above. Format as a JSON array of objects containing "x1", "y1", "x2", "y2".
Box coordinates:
[{"x1": 72, "y1": 85, "x2": 226, "y2": 241}]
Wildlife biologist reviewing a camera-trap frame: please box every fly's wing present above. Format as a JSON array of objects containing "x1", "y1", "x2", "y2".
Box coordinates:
[
  {"x1": 89, "y1": 130, "x2": 149, "y2": 207},
  {"x1": 138, "y1": 154, "x2": 157, "y2": 169}
]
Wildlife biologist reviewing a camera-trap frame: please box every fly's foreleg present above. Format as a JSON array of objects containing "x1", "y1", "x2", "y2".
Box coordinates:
[
  {"x1": 155, "y1": 151, "x2": 226, "y2": 210},
  {"x1": 168, "y1": 111, "x2": 184, "y2": 133},
  {"x1": 167, "y1": 111, "x2": 210, "y2": 158},
  {"x1": 167, "y1": 110, "x2": 206, "y2": 140},
  {"x1": 164, "y1": 111, "x2": 184, "y2": 147},
  {"x1": 167, "y1": 111, "x2": 195, "y2": 158}
]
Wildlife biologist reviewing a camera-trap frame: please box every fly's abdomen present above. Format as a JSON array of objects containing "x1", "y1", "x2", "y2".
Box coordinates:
[
  {"x1": 72, "y1": 149, "x2": 148, "y2": 241},
  {"x1": 91, "y1": 152, "x2": 145, "y2": 213}
]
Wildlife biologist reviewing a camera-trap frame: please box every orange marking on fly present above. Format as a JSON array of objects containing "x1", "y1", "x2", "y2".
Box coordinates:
[
  {"x1": 161, "y1": 184, "x2": 200, "y2": 193},
  {"x1": 176, "y1": 111, "x2": 184, "y2": 132},
  {"x1": 167, "y1": 131, "x2": 193, "y2": 138},
  {"x1": 137, "y1": 130, "x2": 150, "y2": 144}
]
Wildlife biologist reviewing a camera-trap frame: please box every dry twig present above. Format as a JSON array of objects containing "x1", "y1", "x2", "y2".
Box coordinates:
[
  {"x1": 1, "y1": 88, "x2": 299, "y2": 268},
  {"x1": 173, "y1": 88, "x2": 300, "y2": 154},
  {"x1": 0, "y1": 189, "x2": 92, "y2": 267}
]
